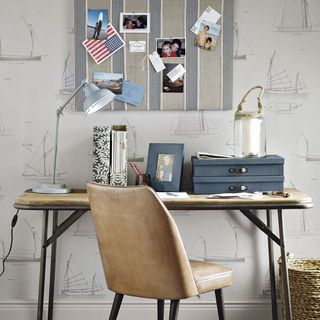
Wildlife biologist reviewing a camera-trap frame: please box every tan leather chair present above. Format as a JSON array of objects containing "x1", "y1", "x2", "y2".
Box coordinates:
[{"x1": 87, "y1": 182, "x2": 233, "y2": 320}]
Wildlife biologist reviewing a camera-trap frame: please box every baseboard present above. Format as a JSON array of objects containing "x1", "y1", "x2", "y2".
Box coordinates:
[{"x1": 0, "y1": 300, "x2": 274, "y2": 320}]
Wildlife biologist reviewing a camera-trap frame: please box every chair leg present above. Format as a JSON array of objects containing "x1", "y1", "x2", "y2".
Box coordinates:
[
  {"x1": 157, "y1": 299, "x2": 165, "y2": 320},
  {"x1": 169, "y1": 300, "x2": 180, "y2": 320},
  {"x1": 109, "y1": 293, "x2": 124, "y2": 320},
  {"x1": 215, "y1": 289, "x2": 225, "y2": 320}
]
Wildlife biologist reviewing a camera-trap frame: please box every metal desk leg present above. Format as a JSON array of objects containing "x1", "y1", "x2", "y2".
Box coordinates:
[
  {"x1": 48, "y1": 211, "x2": 58, "y2": 320},
  {"x1": 37, "y1": 210, "x2": 49, "y2": 320},
  {"x1": 266, "y1": 210, "x2": 278, "y2": 320},
  {"x1": 278, "y1": 209, "x2": 292, "y2": 320}
]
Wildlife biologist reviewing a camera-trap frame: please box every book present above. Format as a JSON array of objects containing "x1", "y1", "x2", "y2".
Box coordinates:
[{"x1": 195, "y1": 151, "x2": 234, "y2": 160}]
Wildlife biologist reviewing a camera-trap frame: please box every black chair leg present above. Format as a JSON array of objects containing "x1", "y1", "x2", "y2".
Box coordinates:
[
  {"x1": 157, "y1": 299, "x2": 164, "y2": 320},
  {"x1": 215, "y1": 289, "x2": 225, "y2": 320},
  {"x1": 169, "y1": 300, "x2": 180, "y2": 320},
  {"x1": 109, "y1": 293, "x2": 124, "y2": 320}
]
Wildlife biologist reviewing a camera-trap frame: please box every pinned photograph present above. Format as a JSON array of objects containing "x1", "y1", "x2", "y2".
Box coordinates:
[
  {"x1": 163, "y1": 63, "x2": 184, "y2": 93},
  {"x1": 120, "y1": 13, "x2": 150, "y2": 33},
  {"x1": 156, "y1": 38, "x2": 186, "y2": 58},
  {"x1": 194, "y1": 21, "x2": 221, "y2": 50},
  {"x1": 93, "y1": 72, "x2": 123, "y2": 94},
  {"x1": 87, "y1": 9, "x2": 109, "y2": 40}
]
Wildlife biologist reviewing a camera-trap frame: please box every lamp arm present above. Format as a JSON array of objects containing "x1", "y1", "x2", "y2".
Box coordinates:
[{"x1": 52, "y1": 81, "x2": 88, "y2": 184}]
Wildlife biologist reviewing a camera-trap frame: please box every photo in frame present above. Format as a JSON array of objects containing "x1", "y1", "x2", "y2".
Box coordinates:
[
  {"x1": 119, "y1": 13, "x2": 150, "y2": 33},
  {"x1": 146, "y1": 143, "x2": 184, "y2": 192}
]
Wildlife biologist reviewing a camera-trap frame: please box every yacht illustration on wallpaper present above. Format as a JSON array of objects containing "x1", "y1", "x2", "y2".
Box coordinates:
[
  {"x1": 170, "y1": 111, "x2": 217, "y2": 136},
  {"x1": 190, "y1": 219, "x2": 245, "y2": 263},
  {"x1": 0, "y1": 16, "x2": 47, "y2": 61},
  {"x1": 292, "y1": 133, "x2": 320, "y2": 162},
  {"x1": 265, "y1": 51, "x2": 308, "y2": 98},
  {"x1": 0, "y1": 112, "x2": 14, "y2": 136},
  {"x1": 23, "y1": 130, "x2": 68, "y2": 180},
  {"x1": 285, "y1": 209, "x2": 320, "y2": 235},
  {"x1": 61, "y1": 254, "x2": 104, "y2": 296},
  {"x1": 58, "y1": 51, "x2": 75, "y2": 96},
  {"x1": 233, "y1": 23, "x2": 254, "y2": 60},
  {"x1": 265, "y1": 101, "x2": 302, "y2": 114},
  {"x1": 274, "y1": 0, "x2": 320, "y2": 33},
  {"x1": 71, "y1": 212, "x2": 96, "y2": 237}
]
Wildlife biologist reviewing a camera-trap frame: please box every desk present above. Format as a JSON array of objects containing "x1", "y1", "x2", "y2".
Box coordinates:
[{"x1": 14, "y1": 188, "x2": 313, "y2": 320}]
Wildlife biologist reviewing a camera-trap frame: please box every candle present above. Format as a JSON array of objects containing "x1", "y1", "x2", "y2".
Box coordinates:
[{"x1": 241, "y1": 118, "x2": 261, "y2": 156}]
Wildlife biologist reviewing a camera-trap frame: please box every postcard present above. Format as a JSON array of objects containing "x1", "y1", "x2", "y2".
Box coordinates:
[
  {"x1": 191, "y1": 6, "x2": 221, "y2": 35},
  {"x1": 120, "y1": 13, "x2": 150, "y2": 33},
  {"x1": 163, "y1": 63, "x2": 184, "y2": 93},
  {"x1": 87, "y1": 9, "x2": 109, "y2": 40},
  {"x1": 156, "y1": 38, "x2": 186, "y2": 58},
  {"x1": 93, "y1": 72, "x2": 123, "y2": 94},
  {"x1": 148, "y1": 51, "x2": 166, "y2": 73},
  {"x1": 115, "y1": 80, "x2": 145, "y2": 106},
  {"x1": 194, "y1": 21, "x2": 221, "y2": 50},
  {"x1": 129, "y1": 41, "x2": 146, "y2": 52}
]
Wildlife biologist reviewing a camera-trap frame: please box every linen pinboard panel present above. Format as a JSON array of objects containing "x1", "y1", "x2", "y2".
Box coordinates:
[{"x1": 74, "y1": 0, "x2": 233, "y2": 111}]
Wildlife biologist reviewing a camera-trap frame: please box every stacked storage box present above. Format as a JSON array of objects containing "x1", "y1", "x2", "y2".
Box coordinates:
[{"x1": 192, "y1": 155, "x2": 284, "y2": 194}]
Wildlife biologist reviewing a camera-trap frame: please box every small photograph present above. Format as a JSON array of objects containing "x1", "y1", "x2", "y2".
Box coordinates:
[
  {"x1": 93, "y1": 72, "x2": 123, "y2": 94},
  {"x1": 156, "y1": 38, "x2": 186, "y2": 58},
  {"x1": 194, "y1": 21, "x2": 221, "y2": 50},
  {"x1": 87, "y1": 9, "x2": 109, "y2": 40},
  {"x1": 119, "y1": 13, "x2": 150, "y2": 33},
  {"x1": 155, "y1": 154, "x2": 174, "y2": 182},
  {"x1": 163, "y1": 63, "x2": 184, "y2": 93}
]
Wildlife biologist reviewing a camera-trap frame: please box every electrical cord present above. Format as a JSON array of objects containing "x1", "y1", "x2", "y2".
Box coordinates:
[{"x1": 0, "y1": 210, "x2": 19, "y2": 277}]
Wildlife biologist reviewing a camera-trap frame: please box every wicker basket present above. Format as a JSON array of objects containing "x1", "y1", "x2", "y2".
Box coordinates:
[{"x1": 279, "y1": 258, "x2": 320, "y2": 320}]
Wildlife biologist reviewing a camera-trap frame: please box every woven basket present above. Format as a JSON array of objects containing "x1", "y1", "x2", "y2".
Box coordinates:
[{"x1": 279, "y1": 258, "x2": 320, "y2": 320}]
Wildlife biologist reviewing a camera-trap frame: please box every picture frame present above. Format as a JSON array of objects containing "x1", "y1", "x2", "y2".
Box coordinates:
[
  {"x1": 146, "y1": 143, "x2": 184, "y2": 192},
  {"x1": 119, "y1": 12, "x2": 150, "y2": 33}
]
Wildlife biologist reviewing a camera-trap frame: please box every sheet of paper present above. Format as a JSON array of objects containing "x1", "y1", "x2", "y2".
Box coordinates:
[
  {"x1": 148, "y1": 51, "x2": 166, "y2": 73},
  {"x1": 157, "y1": 192, "x2": 190, "y2": 199},
  {"x1": 114, "y1": 80, "x2": 145, "y2": 106},
  {"x1": 206, "y1": 192, "x2": 267, "y2": 200},
  {"x1": 166, "y1": 64, "x2": 186, "y2": 83},
  {"x1": 129, "y1": 41, "x2": 146, "y2": 52},
  {"x1": 191, "y1": 6, "x2": 221, "y2": 35}
]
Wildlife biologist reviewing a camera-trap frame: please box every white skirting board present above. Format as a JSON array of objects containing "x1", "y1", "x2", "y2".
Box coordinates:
[{"x1": 0, "y1": 300, "x2": 275, "y2": 320}]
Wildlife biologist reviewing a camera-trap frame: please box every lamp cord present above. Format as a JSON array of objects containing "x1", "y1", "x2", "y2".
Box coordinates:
[{"x1": 0, "y1": 210, "x2": 19, "y2": 277}]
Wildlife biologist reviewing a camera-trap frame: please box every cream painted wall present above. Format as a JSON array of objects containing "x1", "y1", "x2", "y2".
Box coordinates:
[{"x1": 0, "y1": 0, "x2": 320, "y2": 318}]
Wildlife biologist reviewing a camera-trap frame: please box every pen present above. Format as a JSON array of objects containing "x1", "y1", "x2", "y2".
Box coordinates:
[
  {"x1": 166, "y1": 192, "x2": 178, "y2": 197},
  {"x1": 261, "y1": 191, "x2": 291, "y2": 198}
]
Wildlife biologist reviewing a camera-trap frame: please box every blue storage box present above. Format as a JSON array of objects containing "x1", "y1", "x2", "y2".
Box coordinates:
[{"x1": 191, "y1": 155, "x2": 284, "y2": 194}]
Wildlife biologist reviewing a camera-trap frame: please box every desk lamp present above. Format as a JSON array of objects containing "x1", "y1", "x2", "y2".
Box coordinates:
[{"x1": 32, "y1": 80, "x2": 115, "y2": 193}]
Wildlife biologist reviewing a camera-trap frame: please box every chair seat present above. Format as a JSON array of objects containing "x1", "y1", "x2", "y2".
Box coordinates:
[{"x1": 190, "y1": 260, "x2": 233, "y2": 294}]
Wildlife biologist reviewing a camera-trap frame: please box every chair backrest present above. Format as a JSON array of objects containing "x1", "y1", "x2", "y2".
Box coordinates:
[{"x1": 87, "y1": 182, "x2": 198, "y2": 300}]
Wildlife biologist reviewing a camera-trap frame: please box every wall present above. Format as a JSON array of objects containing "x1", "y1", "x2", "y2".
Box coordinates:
[{"x1": 0, "y1": 0, "x2": 320, "y2": 319}]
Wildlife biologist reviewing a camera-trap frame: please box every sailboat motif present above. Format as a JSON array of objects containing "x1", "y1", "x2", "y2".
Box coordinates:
[
  {"x1": 265, "y1": 101, "x2": 302, "y2": 114},
  {"x1": 23, "y1": 130, "x2": 68, "y2": 180},
  {"x1": 274, "y1": 0, "x2": 320, "y2": 32},
  {"x1": 72, "y1": 212, "x2": 96, "y2": 237},
  {"x1": 190, "y1": 219, "x2": 245, "y2": 263},
  {"x1": 170, "y1": 111, "x2": 217, "y2": 136},
  {"x1": 61, "y1": 254, "x2": 104, "y2": 295},
  {"x1": 265, "y1": 51, "x2": 308, "y2": 96},
  {"x1": 261, "y1": 270, "x2": 280, "y2": 298},
  {"x1": 0, "y1": 112, "x2": 14, "y2": 136},
  {"x1": 233, "y1": 23, "x2": 254, "y2": 60},
  {"x1": 292, "y1": 133, "x2": 320, "y2": 161},
  {"x1": 59, "y1": 51, "x2": 75, "y2": 95},
  {"x1": 0, "y1": 16, "x2": 47, "y2": 61}
]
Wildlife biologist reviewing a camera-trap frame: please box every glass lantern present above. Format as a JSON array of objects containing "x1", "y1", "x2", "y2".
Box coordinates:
[{"x1": 233, "y1": 86, "x2": 266, "y2": 158}]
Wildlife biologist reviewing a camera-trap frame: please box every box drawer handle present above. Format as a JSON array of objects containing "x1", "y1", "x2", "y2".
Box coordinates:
[
  {"x1": 229, "y1": 185, "x2": 248, "y2": 192},
  {"x1": 229, "y1": 167, "x2": 248, "y2": 174}
]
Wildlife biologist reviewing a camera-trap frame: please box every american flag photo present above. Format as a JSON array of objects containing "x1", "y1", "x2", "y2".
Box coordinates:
[{"x1": 83, "y1": 23, "x2": 125, "y2": 64}]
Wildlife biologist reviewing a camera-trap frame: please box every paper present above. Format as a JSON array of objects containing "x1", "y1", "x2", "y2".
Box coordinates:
[
  {"x1": 207, "y1": 192, "x2": 266, "y2": 200},
  {"x1": 157, "y1": 192, "x2": 190, "y2": 200},
  {"x1": 166, "y1": 64, "x2": 186, "y2": 83},
  {"x1": 114, "y1": 80, "x2": 145, "y2": 106},
  {"x1": 148, "y1": 51, "x2": 166, "y2": 73},
  {"x1": 191, "y1": 6, "x2": 221, "y2": 35},
  {"x1": 195, "y1": 152, "x2": 234, "y2": 159},
  {"x1": 129, "y1": 41, "x2": 146, "y2": 52}
]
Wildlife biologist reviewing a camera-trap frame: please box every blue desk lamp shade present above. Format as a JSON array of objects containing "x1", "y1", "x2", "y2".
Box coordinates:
[{"x1": 32, "y1": 81, "x2": 115, "y2": 193}]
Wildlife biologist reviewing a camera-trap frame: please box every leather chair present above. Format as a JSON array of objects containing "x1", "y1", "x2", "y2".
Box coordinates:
[{"x1": 87, "y1": 182, "x2": 233, "y2": 320}]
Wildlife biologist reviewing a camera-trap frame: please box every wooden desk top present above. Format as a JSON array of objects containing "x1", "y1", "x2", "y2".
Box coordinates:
[{"x1": 14, "y1": 188, "x2": 313, "y2": 211}]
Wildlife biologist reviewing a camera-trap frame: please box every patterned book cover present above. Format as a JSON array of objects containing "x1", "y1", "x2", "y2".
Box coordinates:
[
  {"x1": 92, "y1": 126, "x2": 111, "y2": 184},
  {"x1": 110, "y1": 125, "x2": 128, "y2": 186}
]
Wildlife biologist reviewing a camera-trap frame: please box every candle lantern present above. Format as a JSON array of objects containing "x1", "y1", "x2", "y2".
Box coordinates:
[{"x1": 233, "y1": 86, "x2": 266, "y2": 158}]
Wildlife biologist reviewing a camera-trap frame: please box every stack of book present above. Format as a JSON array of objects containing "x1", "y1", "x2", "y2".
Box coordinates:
[{"x1": 93, "y1": 125, "x2": 128, "y2": 186}]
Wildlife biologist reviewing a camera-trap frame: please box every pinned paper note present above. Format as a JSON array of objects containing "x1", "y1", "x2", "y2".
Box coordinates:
[
  {"x1": 147, "y1": 51, "x2": 166, "y2": 73},
  {"x1": 166, "y1": 64, "x2": 186, "y2": 83},
  {"x1": 114, "y1": 80, "x2": 145, "y2": 106},
  {"x1": 129, "y1": 41, "x2": 146, "y2": 53}
]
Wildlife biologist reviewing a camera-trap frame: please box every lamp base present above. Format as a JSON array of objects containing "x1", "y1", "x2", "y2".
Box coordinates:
[{"x1": 32, "y1": 183, "x2": 72, "y2": 194}]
